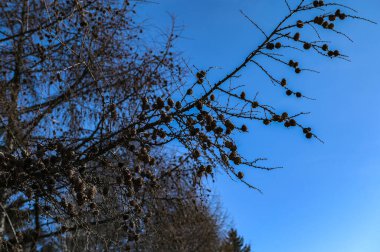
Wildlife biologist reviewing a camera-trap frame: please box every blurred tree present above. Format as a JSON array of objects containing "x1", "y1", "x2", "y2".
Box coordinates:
[
  {"x1": 39, "y1": 154, "x2": 225, "y2": 252},
  {"x1": 136, "y1": 163, "x2": 224, "y2": 252},
  {"x1": 220, "y1": 229, "x2": 251, "y2": 252}
]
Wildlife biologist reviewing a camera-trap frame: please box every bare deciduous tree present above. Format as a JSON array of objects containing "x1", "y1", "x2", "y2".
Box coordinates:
[{"x1": 0, "y1": 0, "x2": 371, "y2": 251}]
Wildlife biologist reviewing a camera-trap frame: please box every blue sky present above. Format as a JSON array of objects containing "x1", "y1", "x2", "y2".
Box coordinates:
[{"x1": 143, "y1": 1, "x2": 380, "y2": 251}]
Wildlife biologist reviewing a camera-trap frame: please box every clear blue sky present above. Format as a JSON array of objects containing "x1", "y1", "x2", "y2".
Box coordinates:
[{"x1": 142, "y1": 1, "x2": 380, "y2": 251}]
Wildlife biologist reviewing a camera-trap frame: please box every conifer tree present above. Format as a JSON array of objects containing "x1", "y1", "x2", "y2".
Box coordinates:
[{"x1": 220, "y1": 229, "x2": 251, "y2": 252}]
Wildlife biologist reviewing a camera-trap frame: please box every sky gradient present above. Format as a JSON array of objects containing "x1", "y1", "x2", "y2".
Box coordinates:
[{"x1": 143, "y1": 1, "x2": 380, "y2": 251}]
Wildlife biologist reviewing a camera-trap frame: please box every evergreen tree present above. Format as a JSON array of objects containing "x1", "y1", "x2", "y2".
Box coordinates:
[{"x1": 221, "y1": 229, "x2": 251, "y2": 252}]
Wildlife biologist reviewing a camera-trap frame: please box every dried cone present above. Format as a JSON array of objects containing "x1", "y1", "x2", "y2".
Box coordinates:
[
  {"x1": 296, "y1": 20, "x2": 304, "y2": 28},
  {"x1": 266, "y1": 43, "x2": 274, "y2": 50},
  {"x1": 303, "y1": 43, "x2": 312, "y2": 50},
  {"x1": 303, "y1": 127, "x2": 311, "y2": 134},
  {"x1": 240, "y1": 91, "x2": 246, "y2": 99},
  {"x1": 293, "y1": 33, "x2": 300, "y2": 41},
  {"x1": 281, "y1": 79, "x2": 287, "y2": 87},
  {"x1": 252, "y1": 101, "x2": 259, "y2": 108},
  {"x1": 329, "y1": 15, "x2": 336, "y2": 21},
  {"x1": 192, "y1": 150, "x2": 200, "y2": 159},
  {"x1": 317, "y1": 17, "x2": 324, "y2": 25},
  {"x1": 206, "y1": 165, "x2": 212, "y2": 174},
  {"x1": 167, "y1": 98, "x2": 174, "y2": 107},
  {"x1": 196, "y1": 71, "x2": 206, "y2": 79},
  {"x1": 175, "y1": 101, "x2": 182, "y2": 109},
  {"x1": 233, "y1": 157, "x2": 242, "y2": 165},
  {"x1": 241, "y1": 125, "x2": 248, "y2": 132},
  {"x1": 289, "y1": 119, "x2": 297, "y2": 126}
]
